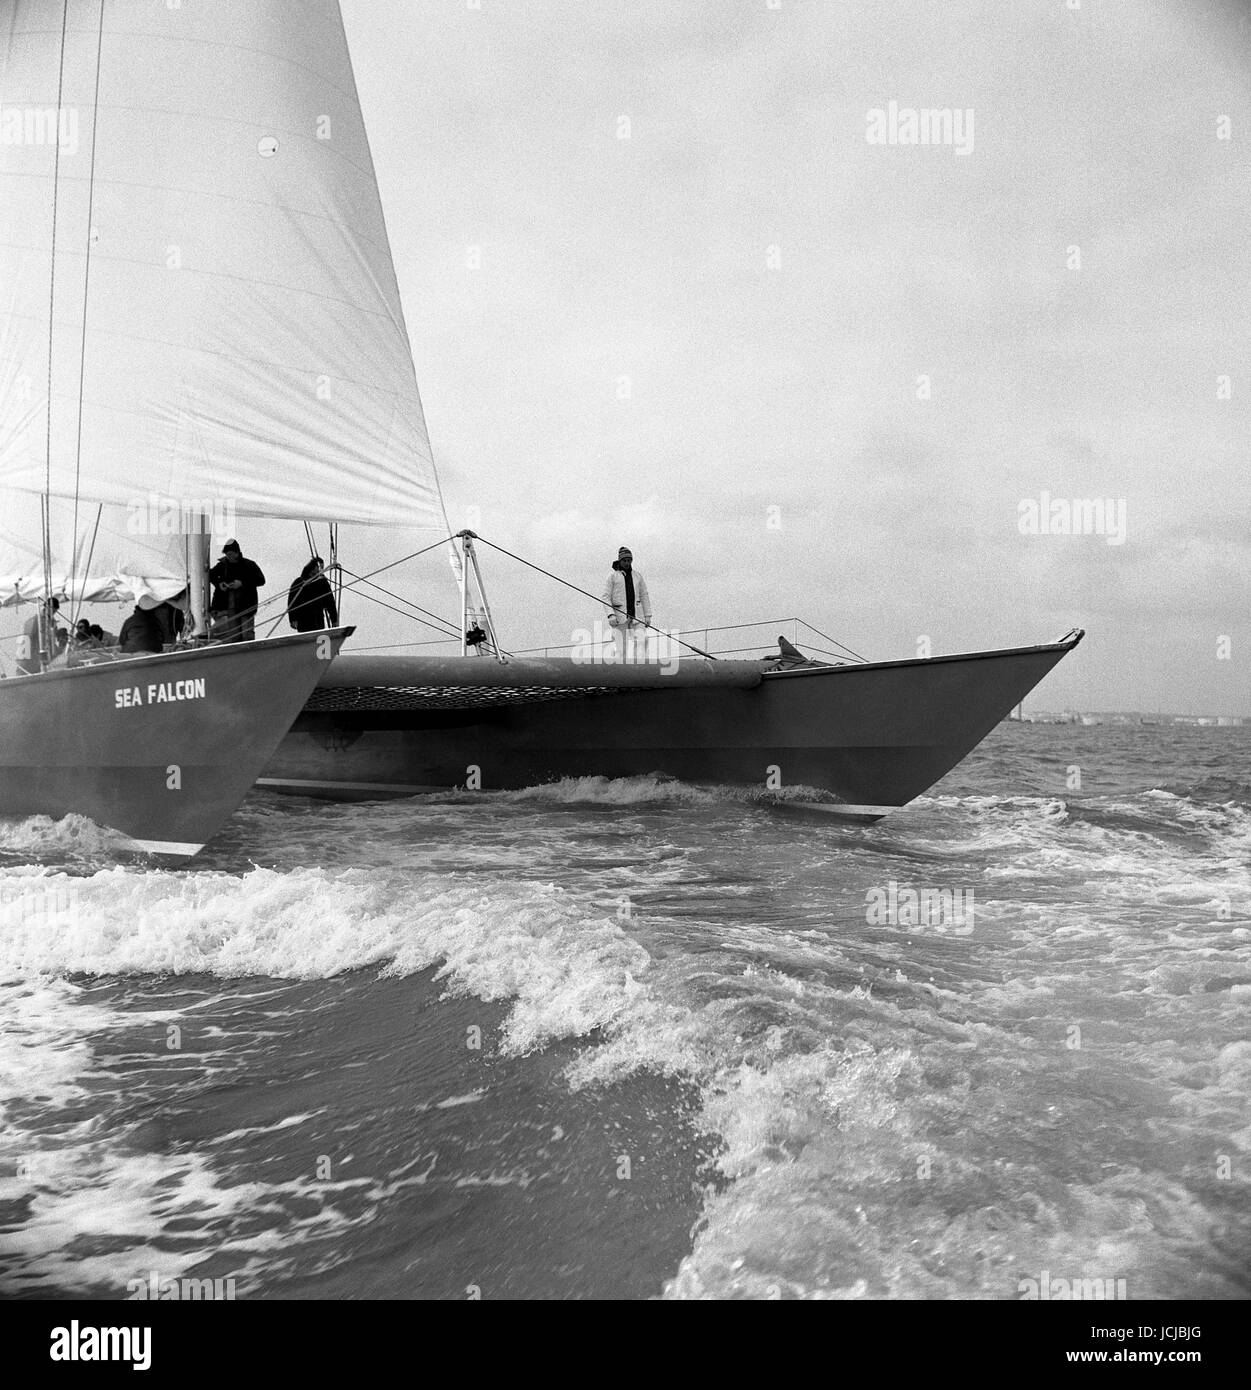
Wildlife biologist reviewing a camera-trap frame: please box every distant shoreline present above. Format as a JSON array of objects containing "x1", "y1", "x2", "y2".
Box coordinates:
[{"x1": 1011, "y1": 713, "x2": 1246, "y2": 726}]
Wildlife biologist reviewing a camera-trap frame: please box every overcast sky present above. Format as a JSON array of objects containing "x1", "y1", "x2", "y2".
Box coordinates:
[{"x1": 319, "y1": 0, "x2": 1250, "y2": 714}]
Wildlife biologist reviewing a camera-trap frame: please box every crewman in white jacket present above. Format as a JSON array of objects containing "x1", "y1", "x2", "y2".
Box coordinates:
[{"x1": 601, "y1": 546, "x2": 652, "y2": 661}]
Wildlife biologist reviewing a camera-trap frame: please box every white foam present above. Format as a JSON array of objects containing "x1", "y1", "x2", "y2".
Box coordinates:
[
  {"x1": 0, "y1": 814, "x2": 127, "y2": 859},
  {"x1": 0, "y1": 979, "x2": 110, "y2": 1109},
  {"x1": 0, "y1": 863, "x2": 660, "y2": 1058},
  {"x1": 447, "y1": 775, "x2": 848, "y2": 809}
]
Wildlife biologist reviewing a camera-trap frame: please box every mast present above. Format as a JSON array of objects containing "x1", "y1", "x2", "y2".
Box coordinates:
[
  {"x1": 189, "y1": 523, "x2": 211, "y2": 642},
  {"x1": 459, "y1": 534, "x2": 470, "y2": 657},
  {"x1": 466, "y1": 542, "x2": 505, "y2": 662},
  {"x1": 455, "y1": 531, "x2": 505, "y2": 661}
]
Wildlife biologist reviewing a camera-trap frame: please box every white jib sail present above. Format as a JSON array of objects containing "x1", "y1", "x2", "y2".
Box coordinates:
[
  {"x1": 0, "y1": 490, "x2": 189, "y2": 607},
  {"x1": 0, "y1": 0, "x2": 444, "y2": 530}
]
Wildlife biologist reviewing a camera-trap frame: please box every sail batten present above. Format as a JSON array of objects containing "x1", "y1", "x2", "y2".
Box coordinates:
[{"x1": 0, "y1": 0, "x2": 444, "y2": 529}]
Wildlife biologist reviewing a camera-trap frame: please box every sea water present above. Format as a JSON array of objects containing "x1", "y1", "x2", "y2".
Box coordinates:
[{"x1": 0, "y1": 723, "x2": 1247, "y2": 1300}]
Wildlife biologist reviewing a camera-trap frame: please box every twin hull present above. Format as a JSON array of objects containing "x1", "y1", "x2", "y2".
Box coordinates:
[{"x1": 261, "y1": 637, "x2": 1082, "y2": 818}]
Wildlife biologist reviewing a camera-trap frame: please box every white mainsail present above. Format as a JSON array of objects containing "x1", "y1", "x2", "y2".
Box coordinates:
[{"x1": 0, "y1": 0, "x2": 444, "y2": 532}]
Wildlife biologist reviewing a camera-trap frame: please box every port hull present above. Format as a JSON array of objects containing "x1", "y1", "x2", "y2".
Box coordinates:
[{"x1": 0, "y1": 629, "x2": 351, "y2": 853}]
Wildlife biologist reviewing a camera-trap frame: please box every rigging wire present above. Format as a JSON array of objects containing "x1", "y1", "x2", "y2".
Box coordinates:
[
  {"x1": 248, "y1": 535, "x2": 455, "y2": 613},
  {"x1": 40, "y1": 0, "x2": 73, "y2": 634},
  {"x1": 328, "y1": 522, "x2": 341, "y2": 613},
  {"x1": 330, "y1": 576, "x2": 460, "y2": 639},
  {"x1": 74, "y1": 505, "x2": 105, "y2": 626},
  {"x1": 795, "y1": 620, "x2": 867, "y2": 664},
  {"x1": 335, "y1": 567, "x2": 464, "y2": 641},
  {"x1": 248, "y1": 534, "x2": 458, "y2": 621},
  {"x1": 246, "y1": 529, "x2": 866, "y2": 669},
  {"x1": 468, "y1": 534, "x2": 718, "y2": 661},
  {"x1": 68, "y1": 0, "x2": 107, "y2": 627},
  {"x1": 347, "y1": 639, "x2": 464, "y2": 652},
  {"x1": 248, "y1": 552, "x2": 465, "y2": 645},
  {"x1": 336, "y1": 534, "x2": 458, "y2": 590},
  {"x1": 679, "y1": 616, "x2": 863, "y2": 661}
]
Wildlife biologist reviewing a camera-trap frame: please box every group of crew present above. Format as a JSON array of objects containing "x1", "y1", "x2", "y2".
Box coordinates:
[
  {"x1": 11, "y1": 540, "x2": 338, "y2": 674},
  {"x1": 206, "y1": 541, "x2": 337, "y2": 642},
  {"x1": 12, "y1": 540, "x2": 652, "y2": 672}
]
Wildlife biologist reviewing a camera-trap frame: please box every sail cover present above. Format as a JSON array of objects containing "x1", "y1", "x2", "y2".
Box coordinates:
[
  {"x1": 0, "y1": 491, "x2": 189, "y2": 607},
  {"x1": 0, "y1": 0, "x2": 444, "y2": 527}
]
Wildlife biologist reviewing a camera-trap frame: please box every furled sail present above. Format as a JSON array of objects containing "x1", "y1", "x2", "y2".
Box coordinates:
[
  {"x1": 0, "y1": 0, "x2": 444, "y2": 528},
  {"x1": 0, "y1": 491, "x2": 189, "y2": 607}
]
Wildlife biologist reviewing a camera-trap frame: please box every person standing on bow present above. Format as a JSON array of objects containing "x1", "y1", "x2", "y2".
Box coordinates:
[
  {"x1": 601, "y1": 546, "x2": 652, "y2": 661},
  {"x1": 208, "y1": 539, "x2": 266, "y2": 642},
  {"x1": 287, "y1": 556, "x2": 339, "y2": 633}
]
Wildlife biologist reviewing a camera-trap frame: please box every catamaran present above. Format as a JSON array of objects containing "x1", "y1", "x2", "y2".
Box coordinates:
[
  {"x1": 261, "y1": 625, "x2": 1084, "y2": 821},
  {"x1": 1, "y1": 0, "x2": 1082, "y2": 846},
  {"x1": 0, "y1": 0, "x2": 443, "y2": 853}
]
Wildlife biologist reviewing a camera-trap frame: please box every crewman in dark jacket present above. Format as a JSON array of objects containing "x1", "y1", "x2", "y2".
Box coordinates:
[
  {"x1": 208, "y1": 539, "x2": 265, "y2": 642},
  {"x1": 287, "y1": 557, "x2": 339, "y2": 633},
  {"x1": 152, "y1": 594, "x2": 188, "y2": 648},
  {"x1": 118, "y1": 604, "x2": 163, "y2": 654}
]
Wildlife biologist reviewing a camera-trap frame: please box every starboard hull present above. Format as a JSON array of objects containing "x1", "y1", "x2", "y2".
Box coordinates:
[
  {"x1": 0, "y1": 629, "x2": 351, "y2": 855},
  {"x1": 260, "y1": 634, "x2": 1082, "y2": 817}
]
